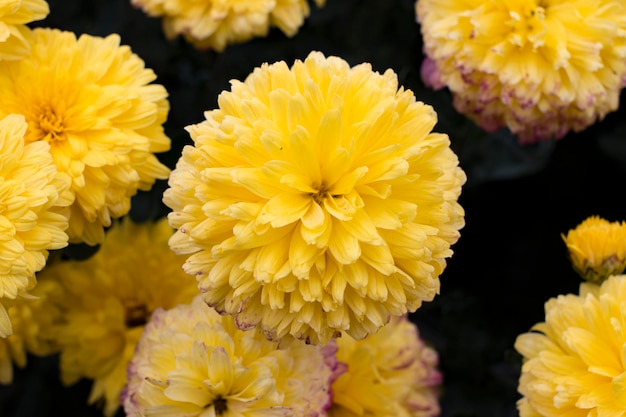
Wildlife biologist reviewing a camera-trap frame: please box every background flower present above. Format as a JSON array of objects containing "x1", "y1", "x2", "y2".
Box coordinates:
[
  {"x1": 0, "y1": 27, "x2": 171, "y2": 245},
  {"x1": 163, "y1": 50, "x2": 466, "y2": 345},
  {"x1": 416, "y1": 0, "x2": 626, "y2": 144},
  {"x1": 124, "y1": 295, "x2": 336, "y2": 417},
  {"x1": 37, "y1": 217, "x2": 197, "y2": 416},
  {"x1": 0, "y1": 0, "x2": 49, "y2": 60}
]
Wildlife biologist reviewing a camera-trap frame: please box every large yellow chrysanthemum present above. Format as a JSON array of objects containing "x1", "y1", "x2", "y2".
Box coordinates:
[
  {"x1": 0, "y1": 28, "x2": 171, "y2": 245},
  {"x1": 416, "y1": 0, "x2": 626, "y2": 144},
  {"x1": 38, "y1": 217, "x2": 197, "y2": 416},
  {"x1": 0, "y1": 113, "x2": 69, "y2": 338},
  {"x1": 562, "y1": 215, "x2": 626, "y2": 284},
  {"x1": 131, "y1": 0, "x2": 326, "y2": 52},
  {"x1": 329, "y1": 315, "x2": 442, "y2": 417},
  {"x1": 163, "y1": 51, "x2": 466, "y2": 345},
  {"x1": 123, "y1": 295, "x2": 337, "y2": 417},
  {"x1": 515, "y1": 274, "x2": 626, "y2": 417},
  {"x1": 0, "y1": 0, "x2": 48, "y2": 60}
]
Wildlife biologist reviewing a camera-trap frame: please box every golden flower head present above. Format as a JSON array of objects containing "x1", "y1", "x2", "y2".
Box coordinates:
[
  {"x1": 123, "y1": 294, "x2": 337, "y2": 417},
  {"x1": 0, "y1": 27, "x2": 171, "y2": 246},
  {"x1": 38, "y1": 217, "x2": 197, "y2": 416},
  {"x1": 515, "y1": 274, "x2": 626, "y2": 417},
  {"x1": 163, "y1": 51, "x2": 466, "y2": 345},
  {"x1": 562, "y1": 215, "x2": 626, "y2": 284},
  {"x1": 131, "y1": 0, "x2": 326, "y2": 52},
  {"x1": 416, "y1": 0, "x2": 626, "y2": 144},
  {"x1": 329, "y1": 315, "x2": 442, "y2": 417},
  {"x1": 0, "y1": 0, "x2": 49, "y2": 60},
  {"x1": 0, "y1": 113, "x2": 69, "y2": 338}
]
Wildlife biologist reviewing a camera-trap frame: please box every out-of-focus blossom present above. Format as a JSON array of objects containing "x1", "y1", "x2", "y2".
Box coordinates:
[{"x1": 0, "y1": 0, "x2": 49, "y2": 60}]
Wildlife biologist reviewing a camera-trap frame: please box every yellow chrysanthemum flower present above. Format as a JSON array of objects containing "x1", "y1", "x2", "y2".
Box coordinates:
[
  {"x1": 416, "y1": 0, "x2": 626, "y2": 144},
  {"x1": 0, "y1": 279, "x2": 62, "y2": 384},
  {"x1": 123, "y1": 295, "x2": 337, "y2": 417},
  {"x1": 163, "y1": 51, "x2": 466, "y2": 345},
  {"x1": 562, "y1": 215, "x2": 626, "y2": 284},
  {"x1": 131, "y1": 0, "x2": 326, "y2": 52},
  {"x1": 38, "y1": 217, "x2": 197, "y2": 416},
  {"x1": 330, "y1": 315, "x2": 442, "y2": 417},
  {"x1": 0, "y1": 27, "x2": 171, "y2": 246},
  {"x1": 515, "y1": 274, "x2": 626, "y2": 417},
  {"x1": 0, "y1": 0, "x2": 48, "y2": 60},
  {"x1": 0, "y1": 113, "x2": 69, "y2": 338}
]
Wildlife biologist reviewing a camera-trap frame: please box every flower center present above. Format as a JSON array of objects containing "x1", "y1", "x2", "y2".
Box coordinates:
[
  {"x1": 213, "y1": 396, "x2": 228, "y2": 415},
  {"x1": 124, "y1": 302, "x2": 149, "y2": 328},
  {"x1": 310, "y1": 183, "x2": 337, "y2": 204},
  {"x1": 25, "y1": 102, "x2": 67, "y2": 143}
]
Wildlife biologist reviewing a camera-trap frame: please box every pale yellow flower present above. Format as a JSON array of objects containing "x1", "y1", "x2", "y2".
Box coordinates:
[
  {"x1": 163, "y1": 51, "x2": 466, "y2": 345},
  {"x1": 0, "y1": 113, "x2": 69, "y2": 338},
  {"x1": 330, "y1": 315, "x2": 442, "y2": 417},
  {"x1": 562, "y1": 215, "x2": 626, "y2": 283},
  {"x1": 131, "y1": 0, "x2": 326, "y2": 52},
  {"x1": 0, "y1": 0, "x2": 49, "y2": 60},
  {"x1": 515, "y1": 274, "x2": 626, "y2": 417},
  {"x1": 39, "y1": 217, "x2": 197, "y2": 416},
  {"x1": 0, "y1": 28, "x2": 171, "y2": 245},
  {"x1": 123, "y1": 295, "x2": 337, "y2": 417},
  {"x1": 416, "y1": 0, "x2": 626, "y2": 144}
]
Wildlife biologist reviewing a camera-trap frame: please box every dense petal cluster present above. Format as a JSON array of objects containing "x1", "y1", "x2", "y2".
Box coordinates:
[
  {"x1": 38, "y1": 217, "x2": 197, "y2": 416},
  {"x1": 0, "y1": 0, "x2": 48, "y2": 60},
  {"x1": 163, "y1": 51, "x2": 466, "y2": 345},
  {"x1": 329, "y1": 315, "x2": 442, "y2": 417},
  {"x1": 416, "y1": 0, "x2": 626, "y2": 144},
  {"x1": 0, "y1": 28, "x2": 171, "y2": 245},
  {"x1": 0, "y1": 113, "x2": 69, "y2": 338},
  {"x1": 515, "y1": 274, "x2": 626, "y2": 417},
  {"x1": 562, "y1": 215, "x2": 626, "y2": 283},
  {"x1": 123, "y1": 295, "x2": 337, "y2": 417},
  {"x1": 131, "y1": 0, "x2": 326, "y2": 52}
]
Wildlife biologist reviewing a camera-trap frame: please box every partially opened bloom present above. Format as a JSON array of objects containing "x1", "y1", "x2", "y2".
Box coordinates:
[
  {"x1": 163, "y1": 51, "x2": 466, "y2": 345},
  {"x1": 39, "y1": 217, "x2": 197, "y2": 416},
  {"x1": 123, "y1": 295, "x2": 337, "y2": 417},
  {"x1": 0, "y1": 113, "x2": 69, "y2": 338},
  {"x1": 131, "y1": 0, "x2": 326, "y2": 52},
  {"x1": 329, "y1": 316, "x2": 442, "y2": 417},
  {"x1": 416, "y1": 0, "x2": 626, "y2": 143},
  {"x1": 562, "y1": 216, "x2": 626, "y2": 284},
  {"x1": 0, "y1": 28, "x2": 171, "y2": 245},
  {"x1": 0, "y1": 0, "x2": 49, "y2": 60},
  {"x1": 515, "y1": 274, "x2": 626, "y2": 417}
]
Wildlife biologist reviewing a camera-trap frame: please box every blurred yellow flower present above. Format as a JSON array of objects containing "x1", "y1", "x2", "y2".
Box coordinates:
[
  {"x1": 0, "y1": 113, "x2": 69, "y2": 338},
  {"x1": 131, "y1": 0, "x2": 325, "y2": 52},
  {"x1": 39, "y1": 217, "x2": 197, "y2": 416},
  {"x1": 562, "y1": 215, "x2": 626, "y2": 283},
  {"x1": 0, "y1": 0, "x2": 49, "y2": 60},
  {"x1": 0, "y1": 28, "x2": 171, "y2": 245},
  {"x1": 123, "y1": 295, "x2": 337, "y2": 417},
  {"x1": 416, "y1": 0, "x2": 626, "y2": 144},
  {"x1": 330, "y1": 315, "x2": 442, "y2": 417},
  {"x1": 163, "y1": 51, "x2": 466, "y2": 345},
  {"x1": 515, "y1": 274, "x2": 626, "y2": 417}
]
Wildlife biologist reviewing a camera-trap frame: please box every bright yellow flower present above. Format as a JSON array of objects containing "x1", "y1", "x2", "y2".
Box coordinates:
[
  {"x1": 131, "y1": 0, "x2": 326, "y2": 52},
  {"x1": 0, "y1": 28, "x2": 171, "y2": 246},
  {"x1": 562, "y1": 215, "x2": 626, "y2": 284},
  {"x1": 0, "y1": 113, "x2": 69, "y2": 338},
  {"x1": 0, "y1": 0, "x2": 48, "y2": 60},
  {"x1": 416, "y1": 0, "x2": 626, "y2": 144},
  {"x1": 330, "y1": 315, "x2": 442, "y2": 417},
  {"x1": 163, "y1": 51, "x2": 466, "y2": 345},
  {"x1": 515, "y1": 274, "x2": 626, "y2": 417},
  {"x1": 38, "y1": 217, "x2": 197, "y2": 416},
  {"x1": 123, "y1": 295, "x2": 337, "y2": 417}
]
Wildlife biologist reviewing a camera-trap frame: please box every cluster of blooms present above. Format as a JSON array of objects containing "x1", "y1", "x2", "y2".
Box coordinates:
[
  {"x1": 416, "y1": 0, "x2": 626, "y2": 144},
  {"x1": 131, "y1": 0, "x2": 326, "y2": 52}
]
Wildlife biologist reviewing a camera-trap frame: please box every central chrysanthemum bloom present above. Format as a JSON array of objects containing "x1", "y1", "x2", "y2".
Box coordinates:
[
  {"x1": 163, "y1": 51, "x2": 466, "y2": 344},
  {"x1": 0, "y1": 28, "x2": 171, "y2": 245},
  {"x1": 0, "y1": 0, "x2": 49, "y2": 60},
  {"x1": 416, "y1": 0, "x2": 626, "y2": 143}
]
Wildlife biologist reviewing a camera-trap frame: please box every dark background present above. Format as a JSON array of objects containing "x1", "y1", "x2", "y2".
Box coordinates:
[{"x1": 2, "y1": 0, "x2": 626, "y2": 416}]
